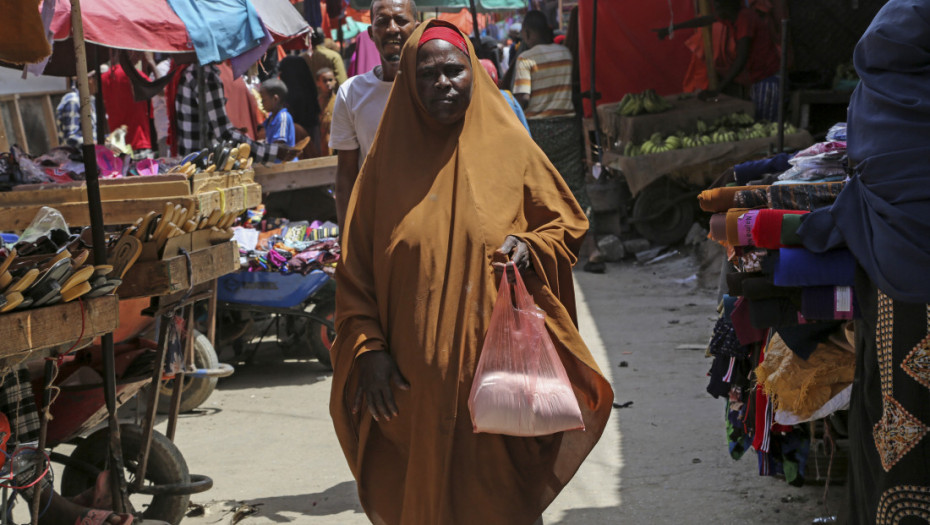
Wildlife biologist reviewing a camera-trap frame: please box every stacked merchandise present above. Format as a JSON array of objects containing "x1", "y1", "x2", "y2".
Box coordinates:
[
  {"x1": 233, "y1": 212, "x2": 340, "y2": 276},
  {"x1": 698, "y1": 124, "x2": 855, "y2": 486}
]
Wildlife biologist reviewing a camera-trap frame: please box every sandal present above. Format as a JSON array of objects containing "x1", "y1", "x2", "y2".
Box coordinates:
[{"x1": 76, "y1": 509, "x2": 133, "y2": 525}]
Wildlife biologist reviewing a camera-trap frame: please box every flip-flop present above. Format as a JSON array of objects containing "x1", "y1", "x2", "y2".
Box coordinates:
[
  {"x1": 0, "y1": 271, "x2": 11, "y2": 291},
  {"x1": 87, "y1": 279, "x2": 121, "y2": 298},
  {"x1": 61, "y1": 265, "x2": 95, "y2": 294},
  {"x1": 28, "y1": 257, "x2": 72, "y2": 294},
  {"x1": 76, "y1": 509, "x2": 133, "y2": 525},
  {"x1": 0, "y1": 248, "x2": 16, "y2": 275},
  {"x1": 30, "y1": 281, "x2": 61, "y2": 307},
  {"x1": 71, "y1": 249, "x2": 90, "y2": 269},
  {"x1": 62, "y1": 281, "x2": 92, "y2": 302},
  {"x1": 107, "y1": 236, "x2": 142, "y2": 280},
  {"x1": 1, "y1": 292, "x2": 22, "y2": 312},
  {"x1": 94, "y1": 265, "x2": 114, "y2": 277},
  {"x1": 13, "y1": 296, "x2": 33, "y2": 311},
  {"x1": 6, "y1": 269, "x2": 39, "y2": 294}
]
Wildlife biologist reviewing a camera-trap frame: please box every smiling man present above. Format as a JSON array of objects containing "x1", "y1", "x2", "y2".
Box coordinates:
[{"x1": 330, "y1": 0, "x2": 420, "y2": 232}]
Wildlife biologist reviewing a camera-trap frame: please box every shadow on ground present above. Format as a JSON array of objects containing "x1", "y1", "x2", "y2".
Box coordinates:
[{"x1": 196, "y1": 481, "x2": 364, "y2": 523}]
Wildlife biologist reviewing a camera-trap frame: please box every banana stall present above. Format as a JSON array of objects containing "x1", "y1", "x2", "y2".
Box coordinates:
[{"x1": 595, "y1": 91, "x2": 812, "y2": 245}]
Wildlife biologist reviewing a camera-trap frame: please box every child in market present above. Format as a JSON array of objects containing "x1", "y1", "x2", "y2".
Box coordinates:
[{"x1": 259, "y1": 78, "x2": 296, "y2": 161}]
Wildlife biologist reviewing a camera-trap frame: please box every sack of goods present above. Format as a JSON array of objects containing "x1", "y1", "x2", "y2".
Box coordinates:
[{"x1": 468, "y1": 264, "x2": 584, "y2": 437}]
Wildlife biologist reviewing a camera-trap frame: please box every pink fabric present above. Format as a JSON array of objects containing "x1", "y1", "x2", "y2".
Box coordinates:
[
  {"x1": 348, "y1": 30, "x2": 379, "y2": 77},
  {"x1": 736, "y1": 210, "x2": 760, "y2": 246}
]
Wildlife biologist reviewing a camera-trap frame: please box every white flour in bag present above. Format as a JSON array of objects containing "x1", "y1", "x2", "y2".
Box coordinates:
[{"x1": 470, "y1": 370, "x2": 584, "y2": 437}]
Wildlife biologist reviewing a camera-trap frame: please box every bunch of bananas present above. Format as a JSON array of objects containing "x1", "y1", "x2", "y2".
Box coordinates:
[{"x1": 617, "y1": 89, "x2": 673, "y2": 116}]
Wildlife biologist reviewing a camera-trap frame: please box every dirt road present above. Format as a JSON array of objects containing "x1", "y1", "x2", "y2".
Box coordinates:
[{"x1": 170, "y1": 251, "x2": 844, "y2": 524}]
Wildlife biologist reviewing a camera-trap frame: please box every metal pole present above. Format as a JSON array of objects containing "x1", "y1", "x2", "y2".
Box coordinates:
[
  {"x1": 588, "y1": 0, "x2": 603, "y2": 165},
  {"x1": 469, "y1": 0, "x2": 481, "y2": 41},
  {"x1": 776, "y1": 18, "x2": 789, "y2": 152},
  {"x1": 69, "y1": 0, "x2": 128, "y2": 514},
  {"x1": 29, "y1": 361, "x2": 54, "y2": 524}
]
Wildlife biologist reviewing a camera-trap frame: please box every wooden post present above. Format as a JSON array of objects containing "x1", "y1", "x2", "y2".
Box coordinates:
[
  {"x1": 0, "y1": 108, "x2": 9, "y2": 152},
  {"x1": 41, "y1": 95, "x2": 59, "y2": 149},
  {"x1": 697, "y1": 0, "x2": 717, "y2": 90},
  {"x1": 10, "y1": 96, "x2": 28, "y2": 153}
]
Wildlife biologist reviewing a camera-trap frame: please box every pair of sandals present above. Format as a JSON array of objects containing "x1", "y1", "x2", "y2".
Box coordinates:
[{"x1": 0, "y1": 246, "x2": 121, "y2": 313}]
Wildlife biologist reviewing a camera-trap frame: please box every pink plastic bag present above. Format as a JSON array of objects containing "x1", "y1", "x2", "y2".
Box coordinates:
[{"x1": 468, "y1": 264, "x2": 584, "y2": 437}]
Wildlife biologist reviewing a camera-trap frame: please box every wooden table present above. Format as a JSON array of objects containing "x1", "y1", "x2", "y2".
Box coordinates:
[
  {"x1": 0, "y1": 295, "x2": 119, "y2": 362},
  {"x1": 253, "y1": 156, "x2": 337, "y2": 193},
  {"x1": 118, "y1": 241, "x2": 240, "y2": 299}
]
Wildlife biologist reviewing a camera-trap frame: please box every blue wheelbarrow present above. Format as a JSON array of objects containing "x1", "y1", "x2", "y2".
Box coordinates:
[{"x1": 216, "y1": 269, "x2": 335, "y2": 368}]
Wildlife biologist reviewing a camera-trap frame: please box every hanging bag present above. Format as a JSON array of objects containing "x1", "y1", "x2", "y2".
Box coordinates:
[{"x1": 468, "y1": 263, "x2": 584, "y2": 437}]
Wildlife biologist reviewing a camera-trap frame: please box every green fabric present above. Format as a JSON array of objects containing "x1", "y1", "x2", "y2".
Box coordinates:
[
  {"x1": 780, "y1": 213, "x2": 804, "y2": 246},
  {"x1": 349, "y1": 0, "x2": 524, "y2": 12}
]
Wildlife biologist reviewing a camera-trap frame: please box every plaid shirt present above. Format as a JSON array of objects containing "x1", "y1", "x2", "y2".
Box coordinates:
[
  {"x1": 56, "y1": 88, "x2": 96, "y2": 149},
  {"x1": 175, "y1": 65, "x2": 277, "y2": 163}
]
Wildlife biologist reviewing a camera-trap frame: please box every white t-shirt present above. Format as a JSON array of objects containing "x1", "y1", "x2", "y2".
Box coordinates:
[{"x1": 328, "y1": 69, "x2": 393, "y2": 169}]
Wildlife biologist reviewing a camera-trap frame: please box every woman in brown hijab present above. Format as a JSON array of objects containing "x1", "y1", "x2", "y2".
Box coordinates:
[{"x1": 330, "y1": 20, "x2": 613, "y2": 525}]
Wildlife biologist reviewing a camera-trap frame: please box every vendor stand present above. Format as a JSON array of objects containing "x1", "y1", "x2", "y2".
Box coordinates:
[{"x1": 594, "y1": 93, "x2": 813, "y2": 245}]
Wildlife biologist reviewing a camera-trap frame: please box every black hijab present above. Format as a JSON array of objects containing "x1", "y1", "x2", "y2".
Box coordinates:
[{"x1": 278, "y1": 55, "x2": 321, "y2": 133}]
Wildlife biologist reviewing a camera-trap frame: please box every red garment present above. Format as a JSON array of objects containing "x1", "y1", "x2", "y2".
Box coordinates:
[
  {"x1": 217, "y1": 62, "x2": 264, "y2": 140},
  {"x1": 101, "y1": 64, "x2": 153, "y2": 150},
  {"x1": 750, "y1": 209, "x2": 808, "y2": 249},
  {"x1": 165, "y1": 62, "x2": 190, "y2": 156},
  {"x1": 729, "y1": 8, "x2": 780, "y2": 84}
]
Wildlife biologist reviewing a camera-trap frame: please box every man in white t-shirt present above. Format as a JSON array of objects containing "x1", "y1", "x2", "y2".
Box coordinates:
[{"x1": 329, "y1": 0, "x2": 420, "y2": 231}]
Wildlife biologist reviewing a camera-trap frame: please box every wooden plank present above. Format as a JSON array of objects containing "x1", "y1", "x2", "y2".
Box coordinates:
[
  {"x1": 0, "y1": 295, "x2": 119, "y2": 358},
  {"x1": 194, "y1": 183, "x2": 262, "y2": 216},
  {"x1": 253, "y1": 156, "x2": 337, "y2": 193},
  {"x1": 0, "y1": 90, "x2": 69, "y2": 103},
  {"x1": 10, "y1": 96, "x2": 28, "y2": 154},
  {"x1": 118, "y1": 241, "x2": 240, "y2": 299},
  {"x1": 13, "y1": 174, "x2": 190, "y2": 192},
  {"x1": 41, "y1": 95, "x2": 59, "y2": 149},
  {"x1": 0, "y1": 196, "x2": 197, "y2": 231},
  {"x1": 0, "y1": 180, "x2": 192, "y2": 205}
]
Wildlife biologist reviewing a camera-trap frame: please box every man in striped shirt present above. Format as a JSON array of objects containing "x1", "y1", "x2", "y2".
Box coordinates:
[{"x1": 513, "y1": 11, "x2": 604, "y2": 273}]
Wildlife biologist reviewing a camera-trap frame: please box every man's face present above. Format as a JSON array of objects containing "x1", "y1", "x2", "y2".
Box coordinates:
[
  {"x1": 415, "y1": 40, "x2": 473, "y2": 125},
  {"x1": 368, "y1": 0, "x2": 418, "y2": 63}
]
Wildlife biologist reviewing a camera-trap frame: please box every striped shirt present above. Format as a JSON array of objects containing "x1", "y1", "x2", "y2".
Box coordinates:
[{"x1": 512, "y1": 44, "x2": 575, "y2": 119}]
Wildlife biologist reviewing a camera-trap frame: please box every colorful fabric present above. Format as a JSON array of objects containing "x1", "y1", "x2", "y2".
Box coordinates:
[
  {"x1": 175, "y1": 64, "x2": 278, "y2": 162},
  {"x1": 55, "y1": 88, "x2": 96, "y2": 149},
  {"x1": 101, "y1": 64, "x2": 153, "y2": 151},
  {"x1": 767, "y1": 182, "x2": 846, "y2": 210},
  {"x1": 750, "y1": 209, "x2": 808, "y2": 249},
  {"x1": 217, "y1": 61, "x2": 263, "y2": 140},
  {"x1": 331, "y1": 21, "x2": 612, "y2": 525},
  {"x1": 725, "y1": 208, "x2": 750, "y2": 246},
  {"x1": 166, "y1": 0, "x2": 265, "y2": 66},
  {"x1": 513, "y1": 43, "x2": 575, "y2": 119},
  {"x1": 731, "y1": 297, "x2": 768, "y2": 345},
  {"x1": 756, "y1": 333, "x2": 855, "y2": 422},
  {"x1": 0, "y1": 366, "x2": 40, "y2": 447},
  {"x1": 710, "y1": 213, "x2": 727, "y2": 243},
  {"x1": 348, "y1": 30, "x2": 379, "y2": 77},
  {"x1": 698, "y1": 185, "x2": 766, "y2": 213},
  {"x1": 802, "y1": 286, "x2": 861, "y2": 320},
  {"x1": 780, "y1": 212, "x2": 805, "y2": 246},
  {"x1": 774, "y1": 247, "x2": 856, "y2": 287},
  {"x1": 736, "y1": 210, "x2": 760, "y2": 246},
  {"x1": 733, "y1": 186, "x2": 770, "y2": 209},
  {"x1": 733, "y1": 153, "x2": 793, "y2": 186}
]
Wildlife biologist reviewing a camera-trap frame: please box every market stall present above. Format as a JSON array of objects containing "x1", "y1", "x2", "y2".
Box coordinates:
[
  {"x1": 696, "y1": 122, "x2": 851, "y2": 496},
  {"x1": 594, "y1": 92, "x2": 813, "y2": 245}
]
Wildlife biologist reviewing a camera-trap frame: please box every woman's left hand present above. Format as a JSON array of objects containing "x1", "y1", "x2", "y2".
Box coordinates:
[{"x1": 492, "y1": 235, "x2": 531, "y2": 283}]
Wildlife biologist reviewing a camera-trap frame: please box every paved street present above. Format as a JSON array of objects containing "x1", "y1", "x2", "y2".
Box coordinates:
[{"x1": 165, "y1": 252, "x2": 844, "y2": 524}]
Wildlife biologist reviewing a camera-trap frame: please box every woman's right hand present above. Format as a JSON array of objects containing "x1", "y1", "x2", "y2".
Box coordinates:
[{"x1": 352, "y1": 350, "x2": 410, "y2": 422}]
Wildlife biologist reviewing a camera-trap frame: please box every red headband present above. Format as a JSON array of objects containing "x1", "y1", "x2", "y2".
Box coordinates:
[{"x1": 418, "y1": 26, "x2": 469, "y2": 56}]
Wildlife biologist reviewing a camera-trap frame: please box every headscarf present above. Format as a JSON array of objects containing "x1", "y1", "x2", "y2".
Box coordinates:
[
  {"x1": 333, "y1": 19, "x2": 612, "y2": 524},
  {"x1": 798, "y1": 0, "x2": 930, "y2": 303},
  {"x1": 277, "y1": 55, "x2": 321, "y2": 134},
  {"x1": 479, "y1": 58, "x2": 498, "y2": 86}
]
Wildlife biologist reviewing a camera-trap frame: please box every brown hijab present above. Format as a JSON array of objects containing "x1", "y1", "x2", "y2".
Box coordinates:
[{"x1": 331, "y1": 20, "x2": 613, "y2": 525}]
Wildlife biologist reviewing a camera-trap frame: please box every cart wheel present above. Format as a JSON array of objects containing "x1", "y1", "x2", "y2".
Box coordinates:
[
  {"x1": 60, "y1": 424, "x2": 191, "y2": 525},
  {"x1": 632, "y1": 181, "x2": 695, "y2": 245},
  {"x1": 156, "y1": 330, "x2": 219, "y2": 414},
  {"x1": 307, "y1": 300, "x2": 335, "y2": 369}
]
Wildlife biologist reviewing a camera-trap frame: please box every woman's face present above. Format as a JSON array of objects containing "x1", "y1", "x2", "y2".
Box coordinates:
[{"x1": 415, "y1": 39, "x2": 473, "y2": 125}]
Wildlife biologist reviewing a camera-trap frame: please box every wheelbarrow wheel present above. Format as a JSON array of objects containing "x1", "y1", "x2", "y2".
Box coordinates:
[
  {"x1": 60, "y1": 424, "x2": 191, "y2": 525},
  {"x1": 632, "y1": 181, "x2": 695, "y2": 245},
  {"x1": 155, "y1": 330, "x2": 219, "y2": 414},
  {"x1": 307, "y1": 300, "x2": 335, "y2": 369}
]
